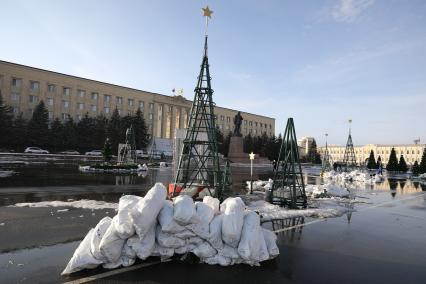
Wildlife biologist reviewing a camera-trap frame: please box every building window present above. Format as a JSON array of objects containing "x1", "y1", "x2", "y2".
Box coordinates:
[
  {"x1": 62, "y1": 100, "x2": 69, "y2": 108},
  {"x1": 255, "y1": 122, "x2": 258, "y2": 127},
  {"x1": 78, "y1": 89, "x2": 86, "y2": 98},
  {"x1": 149, "y1": 103, "x2": 154, "y2": 111},
  {"x1": 226, "y1": 116, "x2": 230, "y2": 123},
  {"x1": 168, "y1": 106, "x2": 172, "y2": 112},
  {"x1": 29, "y1": 95, "x2": 39, "y2": 103},
  {"x1": 149, "y1": 113, "x2": 153, "y2": 120},
  {"x1": 47, "y1": 98, "x2": 54, "y2": 106},
  {"x1": 12, "y1": 78, "x2": 22, "y2": 87},
  {"x1": 76, "y1": 114, "x2": 82, "y2": 121},
  {"x1": 63, "y1": 87, "x2": 70, "y2": 96},
  {"x1": 116, "y1": 96, "x2": 123, "y2": 104},
  {"x1": 91, "y1": 92, "x2": 98, "y2": 100},
  {"x1": 220, "y1": 115, "x2": 224, "y2": 121},
  {"x1": 11, "y1": 93, "x2": 20, "y2": 101},
  {"x1": 12, "y1": 107, "x2": 20, "y2": 114},
  {"x1": 104, "y1": 107, "x2": 110, "y2": 114},
  {"x1": 91, "y1": 105, "x2": 97, "y2": 112},
  {"x1": 128, "y1": 99, "x2": 134, "y2": 107},
  {"x1": 48, "y1": 84, "x2": 56, "y2": 92},
  {"x1": 139, "y1": 101, "x2": 144, "y2": 109},
  {"x1": 249, "y1": 121, "x2": 252, "y2": 126},
  {"x1": 118, "y1": 109, "x2": 122, "y2": 115},
  {"x1": 30, "y1": 81, "x2": 40, "y2": 91},
  {"x1": 104, "y1": 94, "x2": 111, "y2": 105},
  {"x1": 48, "y1": 111, "x2": 53, "y2": 120},
  {"x1": 61, "y1": 113, "x2": 68, "y2": 120},
  {"x1": 260, "y1": 123, "x2": 263, "y2": 128},
  {"x1": 77, "y1": 103, "x2": 84, "y2": 110},
  {"x1": 255, "y1": 129, "x2": 258, "y2": 134},
  {"x1": 244, "y1": 120, "x2": 247, "y2": 125}
]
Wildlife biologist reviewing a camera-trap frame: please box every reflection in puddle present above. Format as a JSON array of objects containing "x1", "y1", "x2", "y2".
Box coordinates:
[{"x1": 262, "y1": 217, "x2": 305, "y2": 243}]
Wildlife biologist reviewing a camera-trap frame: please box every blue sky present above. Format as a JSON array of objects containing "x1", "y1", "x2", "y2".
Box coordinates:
[{"x1": 1, "y1": 0, "x2": 425, "y2": 146}]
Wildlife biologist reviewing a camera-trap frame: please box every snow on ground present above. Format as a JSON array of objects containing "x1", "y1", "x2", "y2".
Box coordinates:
[
  {"x1": 245, "y1": 200, "x2": 350, "y2": 221},
  {"x1": 11, "y1": 200, "x2": 118, "y2": 210}
]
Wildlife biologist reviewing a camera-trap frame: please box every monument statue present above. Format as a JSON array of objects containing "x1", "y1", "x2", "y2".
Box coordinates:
[{"x1": 233, "y1": 111, "x2": 243, "y2": 137}]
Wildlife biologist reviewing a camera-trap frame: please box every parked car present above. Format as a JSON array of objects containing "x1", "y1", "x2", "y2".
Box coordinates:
[
  {"x1": 85, "y1": 150, "x2": 103, "y2": 156},
  {"x1": 59, "y1": 150, "x2": 80, "y2": 155},
  {"x1": 24, "y1": 147, "x2": 49, "y2": 154}
]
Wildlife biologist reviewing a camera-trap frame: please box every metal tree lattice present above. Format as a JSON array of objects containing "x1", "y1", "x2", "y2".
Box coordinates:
[
  {"x1": 267, "y1": 118, "x2": 307, "y2": 209},
  {"x1": 173, "y1": 36, "x2": 221, "y2": 197},
  {"x1": 343, "y1": 120, "x2": 357, "y2": 169},
  {"x1": 321, "y1": 133, "x2": 333, "y2": 172}
]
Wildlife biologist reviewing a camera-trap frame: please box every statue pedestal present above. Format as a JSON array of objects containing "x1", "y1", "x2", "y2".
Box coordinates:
[{"x1": 228, "y1": 136, "x2": 249, "y2": 163}]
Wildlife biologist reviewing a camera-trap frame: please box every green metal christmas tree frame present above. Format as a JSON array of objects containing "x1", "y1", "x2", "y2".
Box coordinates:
[
  {"x1": 343, "y1": 120, "x2": 357, "y2": 170},
  {"x1": 267, "y1": 118, "x2": 307, "y2": 209},
  {"x1": 173, "y1": 36, "x2": 221, "y2": 197},
  {"x1": 321, "y1": 133, "x2": 333, "y2": 172}
]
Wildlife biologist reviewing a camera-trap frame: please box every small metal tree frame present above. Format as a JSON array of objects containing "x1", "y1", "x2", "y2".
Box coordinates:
[
  {"x1": 321, "y1": 133, "x2": 333, "y2": 172},
  {"x1": 268, "y1": 118, "x2": 307, "y2": 209},
  {"x1": 117, "y1": 124, "x2": 137, "y2": 164},
  {"x1": 173, "y1": 36, "x2": 221, "y2": 198},
  {"x1": 343, "y1": 119, "x2": 357, "y2": 170}
]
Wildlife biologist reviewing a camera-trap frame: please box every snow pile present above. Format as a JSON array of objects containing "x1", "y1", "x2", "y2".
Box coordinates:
[
  {"x1": 62, "y1": 183, "x2": 279, "y2": 275},
  {"x1": 305, "y1": 183, "x2": 350, "y2": 198},
  {"x1": 246, "y1": 200, "x2": 349, "y2": 221},
  {"x1": 246, "y1": 179, "x2": 273, "y2": 192},
  {"x1": 323, "y1": 170, "x2": 383, "y2": 185},
  {"x1": 13, "y1": 200, "x2": 118, "y2": 210}
]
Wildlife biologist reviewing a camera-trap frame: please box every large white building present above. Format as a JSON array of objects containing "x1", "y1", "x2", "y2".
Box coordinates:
[{"x1": 319, "y1": 144, "x2": 425, "y2": 166}]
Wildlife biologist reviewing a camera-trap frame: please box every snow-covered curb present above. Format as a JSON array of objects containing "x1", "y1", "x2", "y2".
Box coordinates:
[{"x1": 11, "y1": 200, "x2": 118, "y2": 210}]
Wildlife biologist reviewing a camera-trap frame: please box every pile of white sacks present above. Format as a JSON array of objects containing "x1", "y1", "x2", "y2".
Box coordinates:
[{"x1": 62, "y1": 183, "x2": 279, "y2": 275}]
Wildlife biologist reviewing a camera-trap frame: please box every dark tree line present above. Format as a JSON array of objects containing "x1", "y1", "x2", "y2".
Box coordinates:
[{"x1": 0, "y1": 95, "x2": 149, "y2": 154}]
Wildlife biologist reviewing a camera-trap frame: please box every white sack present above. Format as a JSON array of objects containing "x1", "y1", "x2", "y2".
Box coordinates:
[
  {"x1": 158, "y1": 200, "x2": 185, "y2": 233},
  {"x1": 174, "y1": 229, "x2": 196, "y2": 239},
  {"x1": 175, "y1": 243, "x2": 196, "y2": 254},
  {"x1": 127, "y1": 224, "x2": 156, "y2": 260},
  {"x1": 103, "y1": 243, "x2": 136, "y2": 269},
  {"x1": 262, "y1": 228, "x2": 279, "y2": 258},
  {"x1": 203, "y1": 196, "x2": 220, "y2": 214},
  {"x1": 186, "y1": 202, "x2": 214, "y2": 239},
  {"x1": 62, "y1": 229, "x2": 102, "y2": 275},
  {"x1": 222, "y1": 198, "x2": 245, "y2": 247},
  {"x1": 151, "y1": 243, "x2": 174, "y2": 260},
  {"x1": 220, "y1": 197, "x2": 245, "y2": 213},
  {"x1": 192, "y1": 242, "x2": 217, "y2": 258},
  {"x1": 90, "y1": 216, "x2": 112, "y2": 262},
  {"x1": 208, "y1": 214, "x2": 224, "y2": 250},
  {"x1": 130, "y1": 183, "x2": 167, "y2": 239},
  {"x1": 219, "y1": 244, "x2": 240, "y2": 259},
  {"x1": 115, "y1": 195, "x2": 141, "y2": 239},
  {"x1": 99, "y1": 216, "x2": 126, "y2": 263},
  {"x1": 156, "y1": 225, "x2": 186, "y2": 248},
  {"x1": 173, "y1": 195, "x2": 198, "y2": 225},
  {"x1": 237, "y1": 211, "x2": 269, "y2": 262},
  {"x1": 186, "y1": 236, "x2": 204, "y2": 246},
  {"x1": 202, "y1": 255, "x2": 232, "y2": 266}
]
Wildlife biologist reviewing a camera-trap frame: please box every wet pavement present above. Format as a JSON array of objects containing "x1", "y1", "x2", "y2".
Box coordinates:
[{"x1": 1, "y1": 162, "x2": 426, "y2": 283}]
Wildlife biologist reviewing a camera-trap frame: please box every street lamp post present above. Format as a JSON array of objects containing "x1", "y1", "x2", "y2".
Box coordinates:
[{"x1": 249, "y1": 152, "x2": 255, "y2": 194}]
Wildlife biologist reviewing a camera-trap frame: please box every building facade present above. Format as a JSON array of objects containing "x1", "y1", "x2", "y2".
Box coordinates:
[
  {"x1": 0, "y1": 60, "x2": 275, "y2": 139},
  {"x1": 297, "y1": 136, "x2": 315, "y2": 157},
  {"x1": 318, "y1": 144, "x2": 425, "y2": 166}
]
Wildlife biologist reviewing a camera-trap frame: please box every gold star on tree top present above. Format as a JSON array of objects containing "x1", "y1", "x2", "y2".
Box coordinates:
[{"x1": 202, "y1": 6, "x2": 213, "y2": 18}]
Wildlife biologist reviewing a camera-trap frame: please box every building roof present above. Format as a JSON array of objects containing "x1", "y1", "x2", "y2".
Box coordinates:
[{"x1": 0, "y1": 60, "x2": 274, "y2": 121}]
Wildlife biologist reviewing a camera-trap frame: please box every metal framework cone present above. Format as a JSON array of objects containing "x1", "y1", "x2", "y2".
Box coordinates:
[
  {"x1": 343, "y1": 131, "x2": 357, "y2": 170},
  {"x1": 267, "y1": 118, "x2": 307, "y2": 209},
  {"x1": 322, "y1": 134, "x2": 333, "y2": 172},
  {"x1": 172, "y1": 36, "x2": 221, "y2": 198}
]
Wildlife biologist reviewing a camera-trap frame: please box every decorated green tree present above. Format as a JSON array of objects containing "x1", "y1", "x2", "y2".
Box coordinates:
[
  {"x1": 398, "y1": 155, "x2": 408, "y2": 173},
  {"x1": 386, "y1": 148, "x2": 398, "y2": 172},
  {"x1": 27, "y1": 101, "x2": 49, "y2": 148},
  {"x1": 412, "y1": 161, "x2": 420, "y2": 175},
  {"x1": 420, "y1": 148, "x2": 426, "y2": 174},
  {"x1": 366, "y1": 150, "x2": 377, "y2": 169},
  {"x1": 103, "y1": 137, "x2": 113, "y2": 163}
]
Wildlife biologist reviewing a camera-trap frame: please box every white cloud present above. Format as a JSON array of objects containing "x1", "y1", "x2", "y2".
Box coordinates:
[{"x1": 331, "y1": 0, "x2": 375, "y2": 22}]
